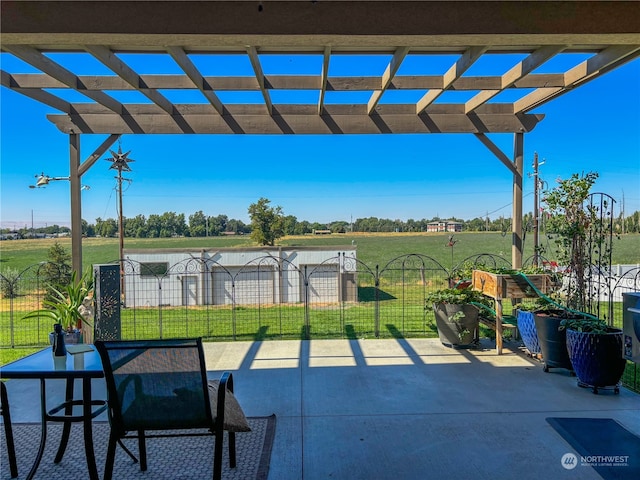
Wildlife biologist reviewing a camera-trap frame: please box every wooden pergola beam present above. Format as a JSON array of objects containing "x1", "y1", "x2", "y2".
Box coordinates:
[
  {"x1": 47, "y1": 112, "x2": 544, "y2": 135},
  {"x1": 367, "y1": 46, "x2": 409, "y2": 114},
  {"x1": 247, "y1": 45, "x2": 273, "y2": 115},
  {"x1": 167, "y1": 46, "x2": 225, "y2": 115},
  {"x1": 2, "y1": 45, "x2": 124, "y2": 114},
  {"x1": 417, "y1": 46, "x2": 486, "y2": 113},
  {"x1": 318, "y1": 46, "x2": 331, "y2": 115},
  {"x1": 85, "y1": 44, "x2": 176, "y2": 115}
]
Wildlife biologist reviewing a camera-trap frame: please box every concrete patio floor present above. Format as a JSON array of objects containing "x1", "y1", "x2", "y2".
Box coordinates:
[{"x1": 3, "y1": 338, "x2": 639, "y2": 479}]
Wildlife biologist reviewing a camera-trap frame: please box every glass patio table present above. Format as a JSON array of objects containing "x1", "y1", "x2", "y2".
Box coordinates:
[{"x1": 0, "y1": 345, "x2": 106, "y2": 480}]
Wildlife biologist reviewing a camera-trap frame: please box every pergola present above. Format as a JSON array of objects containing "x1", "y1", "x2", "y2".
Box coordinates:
[{"x1": 2, "y1": 1, "x2": 639, "y2": 275}]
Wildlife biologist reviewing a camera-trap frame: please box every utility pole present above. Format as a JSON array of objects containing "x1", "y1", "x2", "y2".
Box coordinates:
[
  {"x1": 107, "y1": 144, "x2": 134, "y2": 302},
  {"x1": 621, "y1": 190, "x2": 625, "y2": 235},
  {"x1": 532, "y1": 152, "x2": 540, "y2": 266},
  {"x1": 531, "y1": 152, "x2": 545, "y2": 267}
]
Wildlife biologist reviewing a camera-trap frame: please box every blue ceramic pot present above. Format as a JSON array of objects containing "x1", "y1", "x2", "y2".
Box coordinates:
[
  {"x1": 516, "y1": 310, "x2": 540, "y2": 354},
  {"x1": 566, "y1": 328, "x2": 626, "y2": 392}
]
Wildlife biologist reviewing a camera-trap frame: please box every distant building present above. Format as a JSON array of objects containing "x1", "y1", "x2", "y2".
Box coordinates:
[
  {"x1": 0, "y1": 232, "x2": 19, "y2": 240},
  {"x1": 123, "y1": 246, "x2": 357, "y2": 307},
  {"x1": 427, "y1": 221, "x2": 463, "y2": 233}
]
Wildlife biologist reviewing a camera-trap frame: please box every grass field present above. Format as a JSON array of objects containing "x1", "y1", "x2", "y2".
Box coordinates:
[
  {"x1": 2, "y1": 231, "x2": 639, "y2": 274},
  {"x1": 1, "y1": 232, "x2": 639, "y2": 373}
]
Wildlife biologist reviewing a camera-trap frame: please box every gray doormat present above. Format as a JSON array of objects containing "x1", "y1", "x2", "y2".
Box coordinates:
[
  {"x1": 1, "y1": 415, "x2": 276, "y2": 480},
  {"x1": 546, "y1": 417, "x2": 640, "y2": 480}
]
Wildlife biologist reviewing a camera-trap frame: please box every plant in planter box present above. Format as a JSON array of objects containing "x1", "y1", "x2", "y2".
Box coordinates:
[
  {"x1": 425, "y1": 287, "x2": 493, "y2": 348},
  {"x1": 542, "y1": 171, "x2": 624, "y2": 391},
  {"x1": 25, "y1": 270, "x2": 94, "y2": 344}
]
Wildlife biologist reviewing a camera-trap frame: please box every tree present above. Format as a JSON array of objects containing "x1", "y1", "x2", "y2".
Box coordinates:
[
  {"x1": 282, "y1": 215, "x2": 298, "y2": 235},
  {"x1": 248, "y1": 197, "x2": 284, "y2": 246},
  {"x1": 0, "y1": 267, "x2": 20, "y2": 299},
  {"x1": 209, "y1": 214, "x2": 228, "y2": 235},
  {"x1": 188, "y1": 210, "x2": 207, "y2": 237},
  {"x1": 81, "y1": 219, "x2": 95, "y2": 237},
  {"x1": 41, "y1": 242, "x2": 72, "y2": 305},
  {"x1": 125, "y1": 214, "x2": 147, "y2": 238}
]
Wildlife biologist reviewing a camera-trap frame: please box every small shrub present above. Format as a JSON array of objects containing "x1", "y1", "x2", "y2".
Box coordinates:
[{"x1": 0, "y1": 267, "x2": 20, "y2": 298}]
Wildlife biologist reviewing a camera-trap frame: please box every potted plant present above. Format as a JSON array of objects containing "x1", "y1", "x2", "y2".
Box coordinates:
[
  {"x1": 514, "y1": 299, "x2": 548, "y2": 357},
  {"x1": 559, "y1": 316, "x2": 626, "y2": 394},
  {"x1": 25, "y1": 270, "x2": 94, "y2": 344},
  {"x1": 532, "y1": 302, "x2": 574, "y2": 372},
  {"x1": 541, "y1": 171, "x2": 625, "y2": 390},
  {"x1": 426, "y1": 287, "x2": 493, "y2": 348}
]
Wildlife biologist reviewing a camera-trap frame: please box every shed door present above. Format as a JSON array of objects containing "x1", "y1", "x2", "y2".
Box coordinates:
[
  {"x1": 306, "y1": 265, "x2": 339, "y2": 304},
  {"x1": 213, "y1": 267, "x2": 275, "y2": 305},
  {"x1": 182, "y1": 275, "x2": 198, "y2": 306}
]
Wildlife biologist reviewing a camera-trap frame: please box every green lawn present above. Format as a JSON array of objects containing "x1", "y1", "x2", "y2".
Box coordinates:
[{"x1": 1, "y1": 232, "x2": 639, "y2": 274}]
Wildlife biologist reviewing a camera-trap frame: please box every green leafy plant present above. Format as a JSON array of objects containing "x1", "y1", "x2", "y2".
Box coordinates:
[
  {"x1": 425, "y1": 287, "x2": 492, "y2": 307},
  {"x1": 543, "y1": 171, "x2": 599, "y2": 312},
  {"x1": 0, "y1": 267, "x2": 21, "y2": 299},
  {"x1": 558, "y1": 316, "x2": 609, "y2": 334},
  {"x1": 426, "y1": 287, "x2": 492, "y2": 342},
  {"x1": 25, "y1": 270, "x2": 93, "y2": 331}
]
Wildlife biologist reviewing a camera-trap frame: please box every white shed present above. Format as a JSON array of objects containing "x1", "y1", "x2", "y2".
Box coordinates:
[{"x1": 123, "y1": 246, "x2": 357, "y2": 307}]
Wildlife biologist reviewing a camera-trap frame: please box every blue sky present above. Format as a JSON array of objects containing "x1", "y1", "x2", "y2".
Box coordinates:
[{"x1": 1, "y1": 53, "x2": 639, "y2": 230}]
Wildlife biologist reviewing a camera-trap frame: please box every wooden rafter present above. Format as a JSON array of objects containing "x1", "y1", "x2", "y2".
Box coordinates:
[
  {"x1": 416, "y1": 46, "x2": 486, "y2": 114},
  {"x1": 2, "y1": 45, "x2": 124, "y2": 114},
  {"x1": 367, "y1": 46, "x2": 409, "y2": 114},
  {"x1": 85, "y1": 44, "x2": 176, "y2": 115},
  {"x1": 318, "y1": 46, "x2": 331, "y2": 115},
  {"x1": 465, "y1": 45, "x2": 565, "y2": 113},
  {"x1": 247, "y1": 46, "x2": 273, "y2": 115},
  {"x1": 515, "y1": 45, "x2": 640, "y2": 113},
  {"x1": 167, "y1": 46, "x2": 225, "y2": 115}
]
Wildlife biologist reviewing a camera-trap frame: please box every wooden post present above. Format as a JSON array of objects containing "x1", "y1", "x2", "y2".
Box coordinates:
[
  {"x1": 69, "y1": 133, "x2": 83, "y2": 277},
  {"x1": 512, "y1": 132, "x2": 523, "y2": 270}
]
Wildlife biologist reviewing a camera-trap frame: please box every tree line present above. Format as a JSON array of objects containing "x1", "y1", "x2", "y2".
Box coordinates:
[{"x1": 3, "y1": 206, "x2": 640, "y2": 239}]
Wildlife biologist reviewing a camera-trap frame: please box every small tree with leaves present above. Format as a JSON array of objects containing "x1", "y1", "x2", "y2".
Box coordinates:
[
  {"x1": 248, "y1": 197, "x2": 284, "y2": 246},
  {"x1": 41, "y1": 242, "x2": 73, "y2": 305},
  {"x1": 0, "y1": 267, "x2": 20, "y2": 299},
  {"x1": 543, "y1": 171, "x2": 600, "y2": 313}
]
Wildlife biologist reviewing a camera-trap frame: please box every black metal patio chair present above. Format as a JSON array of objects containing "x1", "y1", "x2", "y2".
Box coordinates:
[
  {"x1": 95, "y1": 338, "x2": 250, "y2": 480},
  {"x1": 1, "y1": 381, "x2": 18, "y2": 478}
]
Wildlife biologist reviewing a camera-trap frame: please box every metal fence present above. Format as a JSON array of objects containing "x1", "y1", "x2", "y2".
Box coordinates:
[
  {"x1": 118, "y1": 253, "x2": 454, "y2": 341},
  {"x1": 2, "y1": 255, "x2": 639, "y2": 390}
]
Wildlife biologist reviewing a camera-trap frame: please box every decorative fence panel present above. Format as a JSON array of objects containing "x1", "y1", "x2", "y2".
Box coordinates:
[{"x1": 3, "y1": 257, "x2": 639, "y2": 391}]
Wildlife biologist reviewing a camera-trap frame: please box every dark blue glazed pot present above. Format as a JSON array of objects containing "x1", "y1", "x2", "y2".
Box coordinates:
[
  {"x1": 566, "y1": 328, "x2": 626, "y2": 393},
  {"x1": 516, "y1": 310, "x2": 540, "y2": 355}
]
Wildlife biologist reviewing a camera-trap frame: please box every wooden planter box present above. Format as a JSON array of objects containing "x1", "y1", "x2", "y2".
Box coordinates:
[{"x1": 471, "y1": 270, "x2": 551, "y2": 300}]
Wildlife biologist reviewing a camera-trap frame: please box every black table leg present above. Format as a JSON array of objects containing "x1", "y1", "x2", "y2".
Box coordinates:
[
  {"x1": 83, "y1": 377, "x2": 100, "y2": 480},
  {"x1": 53, "y1": 377, "x2": 75, "y2": 463},
  {"x1": 25, "y1": 378, "x2": 48, "y2": 480}
]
